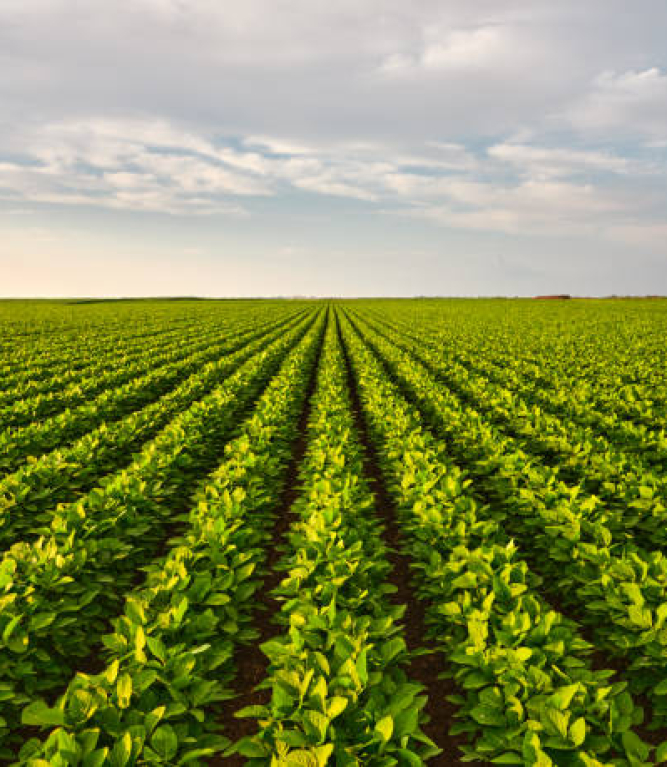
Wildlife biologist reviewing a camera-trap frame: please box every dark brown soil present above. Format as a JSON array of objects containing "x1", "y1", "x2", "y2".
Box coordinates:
[
  {"x1": 208, "y1": 319, "x2": 326, "y2": 766},
  {"x1": 335, "y1": 310, "x2": 485, "y2": 767}
]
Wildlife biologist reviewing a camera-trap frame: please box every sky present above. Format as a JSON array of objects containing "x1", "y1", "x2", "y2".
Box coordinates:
[{"x1": 1, "y1": 1, "x2": 666, "y2": 297}]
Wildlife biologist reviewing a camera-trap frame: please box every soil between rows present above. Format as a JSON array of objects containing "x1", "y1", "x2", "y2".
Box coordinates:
[
  {"x1": 336, "y1": 309, "x2": 485, "y2": 767},
  {"x1": 208, "y1": 315, "x2": 327, "y2": 766}
]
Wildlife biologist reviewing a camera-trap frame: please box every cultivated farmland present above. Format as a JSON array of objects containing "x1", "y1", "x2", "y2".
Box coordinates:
[{"x1": 1, "y1": 297, "x2": 667, "y2": 766}]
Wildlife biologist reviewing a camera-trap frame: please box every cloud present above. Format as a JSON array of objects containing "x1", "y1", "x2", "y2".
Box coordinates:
[
  {"x1": 566, "y1": 67, "x2": 667, "y2": 138},
  {"x1": 1, "y1": 1, "x2": 667, "y2": 294},
  {"x1": 4, "y1": 0, "x2": 665, "y2": 143},
  {"x1": 0, "y1": 118, "x2": 272, "y2": 215},
  {"x1": 487, "y1": 143, "x2": 641, "y2": 178},
  {"x1": 1, "y1": 115, "x2": 664, "y2": 244},
  {"x1": 379, "y1": 25, "x2": 522, "y2": 75},
  {"x1": 244, "y1": 136, "x2": 316, "y2": 156},
  {"x1": 399, "y1": 177, "x2": 630, "y2": 237}
]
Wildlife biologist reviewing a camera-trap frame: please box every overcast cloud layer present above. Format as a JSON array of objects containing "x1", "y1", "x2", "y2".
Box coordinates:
[{"x1": 1, "y1": 0, "x2": 666, "y2": 296}]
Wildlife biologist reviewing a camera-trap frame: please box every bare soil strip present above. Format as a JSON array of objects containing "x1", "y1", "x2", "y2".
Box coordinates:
[
  {"x1": 335, "y1": 311, "x2": 485, "y2": 767},
  {"x1": 209, "y1": 317, "x2": 327, "y2": 766}
]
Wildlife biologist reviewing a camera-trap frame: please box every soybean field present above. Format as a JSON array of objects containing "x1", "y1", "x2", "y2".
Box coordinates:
[{"x1": 1, "y1": 297, "x2": 667, "y2": 767}]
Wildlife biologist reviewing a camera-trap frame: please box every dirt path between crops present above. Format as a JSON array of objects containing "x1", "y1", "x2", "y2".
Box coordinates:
[
  {"x1": 208, "y1": 312, "x2": 327, "y2": 766},
  {"x1": 336, "y1": 309, "x2": 485, "y2": 767}
]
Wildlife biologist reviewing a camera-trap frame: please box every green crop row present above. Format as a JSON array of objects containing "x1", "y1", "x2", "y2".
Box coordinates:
[
  {"x1": 12, "y1": 310, "x2": 327, "y2": 766},
  {"x1": 0, "y1": 310, "x2": 240, "y2": 410},
  {"x1": 0, "y1": 310, "x2": 309, "y2": 548},
  {"x1": 0, "y1": 310, "x2": 306, "y2": 478},
  {"x1": 363, "y1": 303, "x2": 667, "y2": 429},
  {"x1": 0, "y1": 311, "x2": 321, "y2": 752},
  {"x1": 0, "y1": 298, "x2": 665, "y2": 764},
  {"x1": 339, "y1": 309, "x2": 656, "y2": 766},
  {"x1": 0, "y1": 300, "x2": 284, "y2": 384},
  {"x1": 353, "y1": 311, "x2": 667, "y2": 553},
  {"x1": 231, "y1": 319, "x2": 437, "y2": 766},
  {"x1": 0, "y1": 309, "x2": 305, "y2": 433},
  {"x1": 345, "y1": 310, "x2": 667, "y2": 734}
]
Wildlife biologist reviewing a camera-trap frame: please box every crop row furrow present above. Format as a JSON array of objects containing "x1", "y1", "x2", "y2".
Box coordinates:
[
  {"x1": 0, "y1": 310, "x2": 304, "y2": 432},
  {"x1": 0, "y1": 314, "x2": 261, "y2": 410},
  {"x1": 339, "y1": 309, "x2": 655, "y2": 766},
  {"x1": 346, "y1": 311, "x2": 667, "y2": 735},
  {"x1": 0, "y1": 311, "x2": 306, "y2": 479},
  {"x1": 352, "y1": 311, "x2": 667, "y2": 552},
  {"x1": 0, "y1": 312, "x2": 219, "y2": 396},
  {"x1": 365, "y1": 308, "x2": 667, "y2": 431},
  {"x1": 229, "y1": 316, "x2": 438, "y2": 765},
  {"x1": 11, "y1": 311, "x2": 327, "y2": 766},
  {"x1": 361, "y1": 310, "x2": 667, "y2": 471},
  {"x1": 0, "y1": 310, "x2": 320, "y2": 752},
  {"x1": 0, "y1": 311, "x2": 310, "y2": 548}
]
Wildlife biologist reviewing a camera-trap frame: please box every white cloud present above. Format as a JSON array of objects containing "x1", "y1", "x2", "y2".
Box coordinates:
[
  {"x1": 488, "y1": 143, "x2": 634, "y2": 178},
  {"x1": 291, "y1": 174, "x2": 378, "y2": 202},
  {"x1": 377, "y1": 22, "x2": 544, "y2": 81},
  {"x1": 421, "y1": 26, "x2": 510, "y2": 69},
  {"x1": 2, "y1": 115, "x2": 664, "y2": 242},
  {"x1": 566, "y1": 67, "x2": 667, "y2": 138},
  {"x1": 393, "y1": 175, "x2": 650, "y2": 239},
  {"x1": 0, "y1": 118, "x2": 273, "y2": 215},
  {"x1": 244, "y1": 136, "x2": 316, "y2": 156}
]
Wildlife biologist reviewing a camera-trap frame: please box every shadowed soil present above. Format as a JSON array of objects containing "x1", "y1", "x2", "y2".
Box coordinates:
[
  {"x1": 208, "y1": 322, "x2": 326, "y2": 766},
  {"x1": 336, "y1": 310, "x2": 485, "y2": 767}
]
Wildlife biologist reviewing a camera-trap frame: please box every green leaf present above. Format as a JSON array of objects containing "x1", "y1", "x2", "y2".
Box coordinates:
[
  {"x1": 622, "y1": 731, "x2": 649, "y2": 762},
  {"x1": 30, "y1": 612, "x2": 57, "y2": 631},
  {"x1": 235, "y1": 705, "x2": 269, "y2": 719},
  {"x1": 83, "y1": 750, "x2": 109, "y2": 767},
  {"x1": 655, "y1": 741, "x2": 667, "y2": 763},
  {"x1": 628, "y1": 604, "x2": 652, "y2": 629},
  {"x1": 327, "y1": 697, "x2": 348, "y2": 719},
  {"x1": 125, "y1": 596, "x2": 146, "y2": 625},
  {"x1": 550, "y1": 684, "x2": 579, "y2": 710},
  {"x1": 233, "y1": 738, "x2": 271, "y2": 757},
  {"x1": 304, "y1": 710, "x2": 329, "y2": 743},
  {"x1": 284, "y1": 751, "x2": 318, "y2": 767},
  {"x1": 108, "y1": 732, "x2": 133, "y2": 767},
  {"x1": 542, "y1": 708, "x2": 570, "y2": 739},
  {"x1": 151, "y1": 724, "x2": 178, "y2": 760},
  {"x1": 375, "y1": 715, "x2": 394, "y2": 742},
  {"x1": 569, "y1": 717, "x2": 586, "y2": 747},
  {"x1": 2, "y1": 615, "x2": 21, "y2": 641},
  {"x1": 470, "y1": 705, "x2": 506, "y2": 727},
  {"x1": 398, "y1": 748, "x2": 426, "y2": 766},
  {"x1": 356, "y1": 649, "x2": 368, "y2": 686},
  {"x1": 452, "y1": 572, "x2": 478, "y2": 589},
  {"x1": 22, "y1": 700, "x2": 66, "y2": 727},
  {"x1": 68, "y1": 689, "x2": 98, "y2": 724},
  {"x1": 314, "y1": 744, "x2": 334, "y2": 765},
  {"x1": 116, "y1": 674, "x2": 132, "y2": 709}
]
